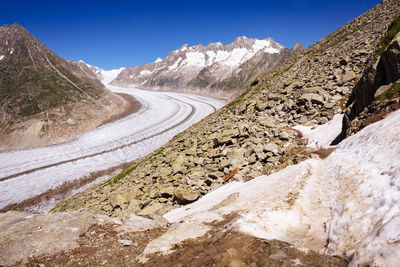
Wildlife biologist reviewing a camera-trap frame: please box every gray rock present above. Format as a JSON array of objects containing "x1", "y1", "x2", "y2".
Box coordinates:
[
  {"x1": 299, "y1": 93, "x2": 324, "y2": 105},
  {"x1": 118, "y1": 239, "x2": 133, "y2": 246}
]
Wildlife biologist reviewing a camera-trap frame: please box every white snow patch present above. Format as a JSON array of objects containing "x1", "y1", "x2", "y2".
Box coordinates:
[
  {"x1": 168, "y1": 58, "x2": 182, "y2": 70},
  {"x1": 160, "y1": 109, "x2": 400, "y2": 266},
  {"x1": 154, "y1": 57, "x2": 162, "y2": 63},
  {"x1": 139, "y1": 222, "x2": 210, "y2": 262},
  {"x1": 139, "y1": 70, "x2": 152, "y2": 76},
  {"x1": 205, "y1": 50, "x2": 216, "y2": 66},
  {"x1": 100, "y1": 68, "x2": 125, "y2": 84},
  {"x1": 293, "y1": 114, "x2": 343, "y2": 148},
  {"x1": 165, "y1": 159, "x2": 333, "y2": 252},
  {"x1": 10, "y1": 48, "x2": 14, "y2": 54},
  {"x1": 326, "y1": 109, "x2": 400, "y2": 266},
  {"x1": 223, "y1": 48, "x2": 249, "y2": 67},
  {"x1": 184, "y1": 52, "x2": 205, "y2": 67},
  {"x1": 0, "y1": 55, "x2": 4, "y2": 61},
  {"x1": 139, "y1": 211, "x2": 224, "y2": 261},
  {"x1": 215, "y1": 50, "x2": 230, "y2": 62},
  {"x1": 264, "y1": 47, "x2": 280, "y2": 53},
  {"x1": 252, "y1": 39, "x2": 271, "y2": 51}
]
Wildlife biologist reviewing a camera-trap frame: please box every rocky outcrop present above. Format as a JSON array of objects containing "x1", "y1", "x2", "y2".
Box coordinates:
[
  {"x1": 111, "y1": 37, "x2": 302, "y2": 100},
  {"x1": 333, "y1": 15, "x2": 400, "y2": 143}
]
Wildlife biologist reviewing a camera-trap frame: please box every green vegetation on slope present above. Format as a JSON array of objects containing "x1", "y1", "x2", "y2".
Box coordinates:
[{"x1": 376, "y1": 15, "x2": 400, "y2": 58}]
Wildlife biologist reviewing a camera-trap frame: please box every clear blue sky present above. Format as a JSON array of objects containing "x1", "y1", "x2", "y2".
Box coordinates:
[{"x1": 3, "y1": 0, "x2": 381, "y2": 70}]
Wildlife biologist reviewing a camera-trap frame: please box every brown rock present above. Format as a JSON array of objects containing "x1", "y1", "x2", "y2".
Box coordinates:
[{"x1": 174, "y1": 189, "x2": 201, "y2": 204}]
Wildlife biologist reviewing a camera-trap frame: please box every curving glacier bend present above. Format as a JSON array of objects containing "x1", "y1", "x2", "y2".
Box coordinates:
[{"x1": 0, "y1": 85, "x2": 226, "y2": 211}]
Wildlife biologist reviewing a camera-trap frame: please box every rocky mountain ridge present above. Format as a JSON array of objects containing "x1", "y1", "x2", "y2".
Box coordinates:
[
  {"x1": 0, "y1": 24, "x2": 131, "y2": 151},
  {"x1": 111, "y1": 36, "x2": 302, "y2": 100}
]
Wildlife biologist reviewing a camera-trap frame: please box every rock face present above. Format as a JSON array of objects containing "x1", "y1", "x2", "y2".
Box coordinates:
[
  {"x1": 111, "y1": 37, "x2": 302, "y2": 100},
  {"x1": 333, "y1": 15, "x2": 400, "y2": 143},
  {"x1": 0, "y1": 24, "x2": 129, "y2": 151}
]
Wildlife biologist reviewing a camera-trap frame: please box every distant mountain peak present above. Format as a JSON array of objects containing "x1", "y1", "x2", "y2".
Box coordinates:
[
  {"x1": 293, "y1": 42, "x2": 304, "y2": 51},
  {"x1": 110, "y1": 35, "x2": 301, "y2": 100},
  {"x1": 179, "y1": 44, "x2": 189, "y2": 51}
]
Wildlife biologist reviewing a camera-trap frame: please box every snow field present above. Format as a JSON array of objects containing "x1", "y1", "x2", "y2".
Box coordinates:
[{"x1": 152, "y1": 109, "x2": 400, "y2": 266}]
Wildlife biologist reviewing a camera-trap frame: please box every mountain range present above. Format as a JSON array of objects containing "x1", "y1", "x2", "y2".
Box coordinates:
[{"x1": 111, "y1": 37, "x2": 303, "y2": 99}]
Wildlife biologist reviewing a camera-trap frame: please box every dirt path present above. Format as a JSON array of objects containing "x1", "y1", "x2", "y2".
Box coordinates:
[{"x1": 21, "y1": 218, "x2": 347, "y2": 267}]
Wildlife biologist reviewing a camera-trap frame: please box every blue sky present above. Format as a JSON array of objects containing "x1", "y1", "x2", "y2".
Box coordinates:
[{"x1": 3, "y1": 0, "x2": 381, "y2": 70}]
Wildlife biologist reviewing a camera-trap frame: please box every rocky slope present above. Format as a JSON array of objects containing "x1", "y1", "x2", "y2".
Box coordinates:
[
  {"x1": 0, "y1": 24, "x2": 131, "y2": 151},
  {"x1": 56, "y1": 0, "x2": 400, "y2": 219},
  {"x1": 111, "y1": 37, "x2": 302, "y2": 100},
  {"x1": 333, "y1": 15, "x2": 400, "y2": 143},
  {"x1": 2, "y1": 0, "x2": 400, "y2": 266}
]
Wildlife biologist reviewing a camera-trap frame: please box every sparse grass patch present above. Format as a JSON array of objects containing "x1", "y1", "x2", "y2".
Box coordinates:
[
  {"x1": 377, "y1": 82, "x2": 400, "y2": 101},
  {"x1": 103, "y1": 146, "x2": 167, "y2": 186},
  {"x1": 376, "y1": 15, "x2": 400, "y2": 58}
]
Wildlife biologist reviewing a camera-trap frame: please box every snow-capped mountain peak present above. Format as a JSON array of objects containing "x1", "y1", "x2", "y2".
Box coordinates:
[{"x1": 111, "y1": 36, "x2": 290, "y2": 96}]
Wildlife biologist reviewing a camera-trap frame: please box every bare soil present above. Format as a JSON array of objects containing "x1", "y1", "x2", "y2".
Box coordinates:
[
  {"x1": 100, "y1": 93, "x2": 141, "y2": 126},
  {"x1": 22, "y1": 215, "x2": 347, "y2": 267}
]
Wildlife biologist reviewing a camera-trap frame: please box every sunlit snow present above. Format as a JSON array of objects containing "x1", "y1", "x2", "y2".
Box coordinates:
[
  {"x1": 160, "y1": 109, "x2": 400, "y2": 266},
  {"x1": 293, "y1": 114, "x2": 343, "y2": 147},
  {"x1": 139, "y1": 69, "x2": 152, "y2": 75},
  {"x1": 205, "y1": 51, "x2": 216, "y2": 65},
  {"x1": 184, "y1": 52, "x2": 206, "y2": 67},
  {"x1": 252, "y1": 39, "x2": 271, "y2": 51},
  {"x1": 168, "y1": 58, "x2": 182, "y2": 70}
]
